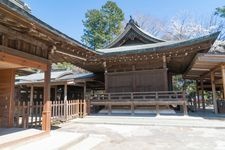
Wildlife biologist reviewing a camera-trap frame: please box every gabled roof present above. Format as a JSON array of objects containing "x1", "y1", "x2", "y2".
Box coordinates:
[
  {"x1": 105, "y1": 17, "x2": 165, "y2": 48},
  {"x1": 98, "y1": 32, "x2": 220, "y2": 56}
]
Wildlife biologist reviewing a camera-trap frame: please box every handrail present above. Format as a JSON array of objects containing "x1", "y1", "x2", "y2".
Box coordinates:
[{"x1": 90, "y1": 91, "x2": 186, "y2": 102}]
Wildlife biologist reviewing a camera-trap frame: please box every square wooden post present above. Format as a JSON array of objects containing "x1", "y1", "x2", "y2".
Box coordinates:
[
  {"x1": 162, "y1": 55, "x2": 168, "y2": 91},
  {"x1": 200, "y1": 78, "x2": 205, "y2": 110},
  {"x1": 8, "y1": 69, "x2": 15, "y2": 128},
  {"x1": 0, "y1": 69, "x2": 16, "y2": 128},
  {"x1": 30, "y1": 85, "x2": 34, "y2": 115},
  {"x1": 132, "y1": 65, "x2": 136, "y2": 92},
  {"x1": 64, "y1": 82, "x2": 68, "y2": 120},
  {"x1": 83, "y1": 81, "x2": 87, "y2": 116},
  {"x1": 196, "y1": 80, "x2": 200, "y2": 110},
  {"x1": 42, "y1": 64, "x2": 51, "y2": 131},
  {"x1": 211, "y1": 71, "x2": 218, "y2": 114},
  {"x1": 156, "y1": 92, "x2": 160, "y2": 116},
  {"x1": 221, "y1": 65, "x2": 225, "y2": 99},
  {"x1": 103, "y1": 62, "x2": 108, "y2": 93}
]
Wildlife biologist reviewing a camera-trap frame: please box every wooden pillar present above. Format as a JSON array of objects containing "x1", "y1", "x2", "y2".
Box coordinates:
[
  {"x1": 131, "y1": 93, "x2": 134, "y2": 115},
  {"x1": 0, "y1": 69, "x2": 15, "y2": 128},
  {"x1": 108, "y1": 93, "x2": 111, "y2": 115},
  {"x1": 221, "y1": 65, "x2": 225, "y2": 99},
  {"x1": 200, "y1": 78, "x2": 205, "y2": 110},
  {"x1": 132, "y1": 65, "x2": 136, "y2": 92},
  {"x1": 64, "y1": 83, "x2": 67, "y2": 101},
  {"x1": 42, "y1": 64, "x2": 51, "y2": 131},
  {"x1": 64, "y1": 82, "x2": 68, "y2": 120},
  {"x1": 30, "y1": 85, "x2": 34, "y2": 115},
  {"x1": 163, "y1": 55, "x2": 167, "y2": 69},
  {"x1": 103, "y1": 62, "x2": 108, "y2": 93},
  {"x1": 83, "y1": 81, "x2": 88, "y2": 116},
  {"x1": 196, "y1": 80, "x2": 200, "y2": 110},
  {"x1": 8, "y1": 69, "x2": 15, "y2": 128},
  {"x1": 168, "y1": 72, "x2": 173, "y2": 91},
  {"x1": 54, "y1": 86, "x2": 57, "y2": 101},
  {"x1": 162, "y1": 55, "x2": 168, "y2": 91},
  {"x1": 156, "y1": 92, "x2": 160, "y2": 116},
  {"x1": 211, "y1": 72, "x2": 218, "y2": 114},
  {"x1": 183, "y1": 101, "x2": 188, "y2": 115},
  {"x1": 84, "y1": 81, "x2": 86, "y2": 100}
]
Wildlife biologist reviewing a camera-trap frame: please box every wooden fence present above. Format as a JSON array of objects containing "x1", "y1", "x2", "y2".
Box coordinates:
[{"x1": 14, "y1": 99, "x2": 90, "y2": 129}]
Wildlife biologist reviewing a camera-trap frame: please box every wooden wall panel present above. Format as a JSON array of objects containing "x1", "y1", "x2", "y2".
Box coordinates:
[
  {"x1": 107, "y1": 73, "x2": 133, "y2": 92},
  {"x1": 135, "y1": 69, "x2": 167, "y2": 92},
  {"x1": 106, "y1": 69, "x2": 168, "y2": 92},
  {"x1": 0, "y1": 69, "x2": 15, "y2": 127}
]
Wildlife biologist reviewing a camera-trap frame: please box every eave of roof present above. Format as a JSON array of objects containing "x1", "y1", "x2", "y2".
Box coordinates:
[
  {"x1": 183, "y1": 53, "x2": 225, "y2": 80},
  {"x1": 16, "y1": 70, "x2": 95, "y2": 84},
  {"x1": 97, "y1": 32, "x2": 220, "y2": 56}
]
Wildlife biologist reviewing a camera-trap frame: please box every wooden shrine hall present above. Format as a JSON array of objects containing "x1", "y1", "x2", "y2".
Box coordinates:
[
  {"x1": 89, "y1": 18, "x2": 219, "y2": 115},
  {"x1": 0, "y1": 0, "x2": 224, "y2": 133}
]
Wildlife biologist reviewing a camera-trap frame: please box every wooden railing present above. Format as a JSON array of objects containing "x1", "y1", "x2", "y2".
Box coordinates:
[
  {"x1": 14, "y1": 99, "x2": 90, "y2": 129},
  {"x1": 90, "y1": 91, "x2": 187, "y2": 115},
  {"x1": 91, "y1": 91, "x2": 186, "y2": 102}
]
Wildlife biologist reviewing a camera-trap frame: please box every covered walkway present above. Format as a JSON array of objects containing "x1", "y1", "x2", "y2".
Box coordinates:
[{"x1": 184, "y1": 53, "x2": 225, "y2": 114}]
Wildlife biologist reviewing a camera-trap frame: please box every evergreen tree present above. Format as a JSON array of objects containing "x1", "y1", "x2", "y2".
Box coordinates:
[
  {"x1": 215, "y1": 6, "x2": 225, "y2": 18},
  {"x1": 82, "y1": 1, "x2": 124, "y2": 49}
]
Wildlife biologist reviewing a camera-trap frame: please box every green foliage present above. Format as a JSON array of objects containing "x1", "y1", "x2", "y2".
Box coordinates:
[
  {"x1": 82, "y1": 1, "x2": 124, "y2": 49},
  {"x1": 173, "y1": 75, "x2": 196, "y2": 98},
  {"x1": 215, "y1": 6, "x2": 225, "y2": 18}
]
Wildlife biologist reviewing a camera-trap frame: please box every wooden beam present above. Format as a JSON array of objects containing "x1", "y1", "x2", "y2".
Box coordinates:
[
  {"x1": 200, "y1": 64, "x2": 222, "y2": 79},
  {"x1": 211, "y1": 71, "x2": 218, "y2": 114},
  {"x1": 42, "y1": 64, "x2": 51, "y2": 131},
  {"x1": 0, "y1": 51, "x2": 47, "y2": 71},
  {"x1": 0, "y1": 24, "x2": 47, "y2": 49},
  {"x1": 55, "y1": 50, "x2": 87, "y2": 61},
  {"x1": 0, "y1": 45, "x2": 49, "y2": 70}
]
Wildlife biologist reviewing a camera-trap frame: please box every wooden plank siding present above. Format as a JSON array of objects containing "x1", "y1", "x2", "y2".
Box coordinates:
[{"x1": 105, "y1": 69, "x2": 168, "y2": 92}]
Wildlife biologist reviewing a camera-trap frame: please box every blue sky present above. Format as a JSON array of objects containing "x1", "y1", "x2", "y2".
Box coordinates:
[{"x1": 24, "y1": 0, "x2": 224, "y2": 42}]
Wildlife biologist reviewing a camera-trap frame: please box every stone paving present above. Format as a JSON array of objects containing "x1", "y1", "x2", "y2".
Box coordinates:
[
  {"x1": 2, "y1": 115, "x2": 225, "y2": 150},
  {"x1": 56, "y1": 115, "x2": 225, "y2": 150}
]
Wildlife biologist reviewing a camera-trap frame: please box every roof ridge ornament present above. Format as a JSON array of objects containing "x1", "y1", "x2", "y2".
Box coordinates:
[{"x1": 127, "y1": 15, "x2": 139, "y2": 27}]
